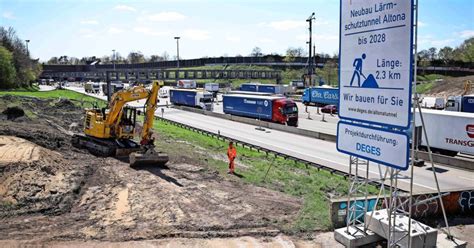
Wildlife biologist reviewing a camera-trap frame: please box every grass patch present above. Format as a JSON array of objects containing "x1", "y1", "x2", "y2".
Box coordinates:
[
  {"x1": 153, "y1": 119, "x2": 377, "y2": 232},
  {"x1": 415, "y1": 82, "x2": 435, "y2": 94},
  {"x1": 0, "y1": 89, "x2": 107, "y2": 108}
]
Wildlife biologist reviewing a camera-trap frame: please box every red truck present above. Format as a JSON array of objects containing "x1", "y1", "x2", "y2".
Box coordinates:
[{"x1": 223, "y1": 94, "x2": 299, "y2": 127}]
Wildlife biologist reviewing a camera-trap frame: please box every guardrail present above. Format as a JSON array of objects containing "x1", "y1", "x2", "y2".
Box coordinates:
[
  {"x1": 174, "y1": 105, "x2": 473, "y2": 170},
  {"x1": 153, "y1": 115, "x2": 385, "y2": 190}
]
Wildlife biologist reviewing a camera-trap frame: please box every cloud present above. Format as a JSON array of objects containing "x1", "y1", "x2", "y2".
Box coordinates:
[
  {"x1": 2, "y1": 11, "x2": 15, "y2": 20},
  {"x1": 146, "y1": 11, "x2": 186, "y2": 22},
  {"x1": 297, "y1": 34, "x2": 338, "y2": 42},
  {"x1": 258, "y1": 38, "x2": 275, "y2": 43},
  {"x1": 259, "y1": 20, "x2": 305, "y2": 31},
  {"x1": 419, "y1": 35, "x2": 456, "y2": 47},
  {"x1": 114, "y1": 5, "x2": 136, "y2": 12},
  {"x1": 108, "y1": 27, "x2": 124, "y2": 34},
  {"x1": 430, "y1": 39, "x2": 455, "y2": 47},
  {"x1": 417, "y1": 21, "x2": 427, "y2": 27},
  {"x1": 80, "y1": 20, "x2": 99, "y2": 25},
  {"x1": 79, "y1": 28, "x2": 95, "y2": 38},
  {"x1": 133, "y1": 27, "x2": 170, "y2": 36},
  {"x1": 459, "y1": 30, "x2": 474, "y2": 38},
  {"x1": 259, "y1": 19, "x2": 329, "y2": 31},
  {"x1": 226, "y1": 35, "x2": 241, "y2": 42},
  {"x1": 183, "y1": 29, "x2": 210, "y2": 41}
]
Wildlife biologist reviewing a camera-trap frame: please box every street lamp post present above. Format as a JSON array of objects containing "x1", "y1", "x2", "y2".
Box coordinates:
[
  {"x1": 306, "y1": 12, "x2": 315, "y2": 87},
  {"x1": 112, "y1": 49, "x2": 116, "y2": 71},
  {"x1": 174, "y1": 37, "x2": 180, "y2": 68},
  {"x1": 25, "y1": 40, "x2": 30, "y2": 57}
]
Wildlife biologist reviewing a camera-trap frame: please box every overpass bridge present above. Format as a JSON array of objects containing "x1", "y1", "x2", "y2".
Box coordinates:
[{"x1": 41, "y1": 68, "x2": 282, "y2": 82}]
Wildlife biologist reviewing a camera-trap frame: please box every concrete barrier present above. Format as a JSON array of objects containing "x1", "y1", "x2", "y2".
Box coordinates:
[{"x1": 417, "y1": 152, "x2": 474, "y2": 171}]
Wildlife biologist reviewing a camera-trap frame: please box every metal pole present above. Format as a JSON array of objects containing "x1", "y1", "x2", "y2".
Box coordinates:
[
  {"x1": 174, "y1": 37, "x2": 180, "y2": 68},
  {"x1": 25, "y1": 40, "x2": 30, "y2": 57},
  {"x1": 306, "y1": 12, "x2": 315, "y2": 87},
  {"x1": 408, "y1": 0, "x2": 418, "y2": 246},
  {"x1": 112, "y1": 49, "x2": 116, "y2": 71}
]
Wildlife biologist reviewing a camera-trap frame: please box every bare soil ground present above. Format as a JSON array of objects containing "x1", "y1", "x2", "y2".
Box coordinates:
[
  {"x1": 0, "y1": 95, "x2": 305, "y2": 243},
  {"x1": 425, "y1": 75, "x2": 474, "y2": 97}
]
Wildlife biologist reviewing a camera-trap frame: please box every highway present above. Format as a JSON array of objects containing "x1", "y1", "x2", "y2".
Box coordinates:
[{"x1": 64, "y1": 85, "x2": 474, "y2": 193}]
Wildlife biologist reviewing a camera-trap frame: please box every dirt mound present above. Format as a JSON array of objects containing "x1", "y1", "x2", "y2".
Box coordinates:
[
  {"x1": 55, "y1": 98, "x2": 76, "y2": 110},
  {"x1": 2, "y1": 106, "x2": 24, "y2": 120},
  {"x1": 425, "y1": 75, "x2": 474, "y2": 97}
]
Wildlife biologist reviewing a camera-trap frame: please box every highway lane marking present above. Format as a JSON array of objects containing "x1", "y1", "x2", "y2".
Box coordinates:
[{"x1": 458, "y1": 176, "x2": 474, "y2": 182}]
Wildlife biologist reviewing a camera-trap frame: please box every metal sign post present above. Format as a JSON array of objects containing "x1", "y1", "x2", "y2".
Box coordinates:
[{"x1": 335, "y1": 1, "x2": 455, "y2": 247}]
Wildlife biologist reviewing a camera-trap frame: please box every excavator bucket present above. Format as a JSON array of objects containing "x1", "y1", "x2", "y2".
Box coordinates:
[{"x1": 129, "y1": 150, "x2": 169, "y2": 167}]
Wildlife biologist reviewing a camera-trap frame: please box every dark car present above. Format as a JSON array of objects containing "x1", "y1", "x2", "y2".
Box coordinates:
[{"x1": 321, "y1": 105, "x2": 337, "y2": 114}]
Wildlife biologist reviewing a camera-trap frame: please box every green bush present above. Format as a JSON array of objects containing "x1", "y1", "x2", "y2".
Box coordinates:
[{"x1": 0, "y1": 46, "x2": 17, "y2": 89}]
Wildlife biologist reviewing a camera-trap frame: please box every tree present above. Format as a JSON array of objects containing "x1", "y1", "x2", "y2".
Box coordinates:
[
  {"x1": 0, "y1": 46, "x2": 17, "y2": 89},
  {"x1": 438, "y1": 46, "x2": 454, "y2": 64},
  {"x1": 250, "y1": 47, "x2": 263, "y2": 57},
  {"x1": 47, "y1": 56, "x2": 59, "y2": 64},
  {"x1": 284, "y1": 47, "x2": 307, "y2": 63},
  {"x1": 0, "y1": 26, "x2": 41, "y2": 87},
  {"x1": 127, "y1": 51, "x2": 145, "y2": 64},
  {"x1": 455, "y1": 37, "x2": 474, "y2": 63},
  {"x1": 417, "y1": 49, "x2": 431, "y2": 67},
  {"x1": 428, "y1": 47, "x2": 437, "y2": 61},
  {"x1": 100, "y1": 55, "x2": 111, "y2": 64},
  {"x1": 149, "y1": 54, "x2": 164, "y2": 62},
  {"x1": 161, "y1": 52, "x2": 170, "y2": 61}
]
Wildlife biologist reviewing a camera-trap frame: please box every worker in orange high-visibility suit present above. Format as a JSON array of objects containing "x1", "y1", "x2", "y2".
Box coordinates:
[{"x1": 227, "y1": 141, "x2": 237, "y2": 174}]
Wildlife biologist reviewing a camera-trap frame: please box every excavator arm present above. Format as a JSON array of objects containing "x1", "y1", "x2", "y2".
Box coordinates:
[{"x1": 140, "y1": 80, "x2": 161, "y2": 144}]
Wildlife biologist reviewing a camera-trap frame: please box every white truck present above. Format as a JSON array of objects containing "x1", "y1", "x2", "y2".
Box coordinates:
[
  {"x1": 177, "y1": 80, "x2": 197, "y2": 89},
  {"x1": 84, "y1": 82, "x2": 100, "y2": 93},
  {"x1": 169, "y1": 88, "x2": 213, "y2": 111},
  {"x1": 445, "y1": 95, "x2": 474, "y2": 113},
  {"x1": 159, "y1": 86, "x2": 170, "y2": 98},
  {"x1": 205, "y1": 83, "x2": 219, "y2": 92},
  {"x1": 420, "y1": 96, "x2": 445, "y2": 110},
  {"x1": 414, "y1": 109, "x2": 474, "y2": 156}
]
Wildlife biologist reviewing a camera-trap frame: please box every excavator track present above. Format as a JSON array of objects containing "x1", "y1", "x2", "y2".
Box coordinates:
[{"x1": 71, "y1": 134, "x2": 140, "y2": 157}]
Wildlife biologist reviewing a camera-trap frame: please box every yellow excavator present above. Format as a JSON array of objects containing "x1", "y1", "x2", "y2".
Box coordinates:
[{"x1": 72, "y1": 80, "x2": 169, "y2": 167}]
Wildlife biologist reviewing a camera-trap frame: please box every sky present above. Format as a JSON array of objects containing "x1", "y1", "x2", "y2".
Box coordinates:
[{"x1": 0, "y1": 0, "x2": 473, "y2": 62}]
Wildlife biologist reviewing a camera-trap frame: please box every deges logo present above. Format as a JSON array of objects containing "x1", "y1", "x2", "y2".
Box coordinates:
[{"x1": 467, "y1": 125, "x2": 474, "y2": 138}]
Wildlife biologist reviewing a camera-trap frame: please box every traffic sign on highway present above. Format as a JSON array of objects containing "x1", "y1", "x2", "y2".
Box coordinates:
[
  {"x1": 337, "y1": 121, "x2": 409, "y2": 170},
  {"x1": 338, "y1": 0, "x2": 414, "y2": 129}
]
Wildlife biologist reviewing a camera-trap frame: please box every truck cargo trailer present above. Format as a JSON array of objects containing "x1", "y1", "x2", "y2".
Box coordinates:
[
  {"x1": 239, "y1": 83, "x2": 288, "y2": 95},
  {"x1": 414, "y1": 109, "x2": 474, "y2": 156},
  {"x1": 302, "y1": 87, "x2": 339, "y2": 106},
  {"x1": 177, "y1": 80, "x2": 197, "y2": 89},
  {"x1": 170, "y1": 88, "x2": 213, "y2": 111},
  {"x1": 223, "y1": 94, "x2": 298, "y2": 127}
]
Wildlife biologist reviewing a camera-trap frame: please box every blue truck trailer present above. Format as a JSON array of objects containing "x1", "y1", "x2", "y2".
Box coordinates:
[
  {"x1": 302, "y1": 87, "x2": 339, "y2": 106},
  {"x1": 239, "y1": 83, "x2": 258, "y2": 92},
  {"x1": 223, "y1": 94, "x2": 298, "y2": 126},
  {"x1": 239, "y1": 83, "x2": 287, "y2": 95},
  {"x1": 170, "y1": 89, "x2": 213, "y2": 111}
]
